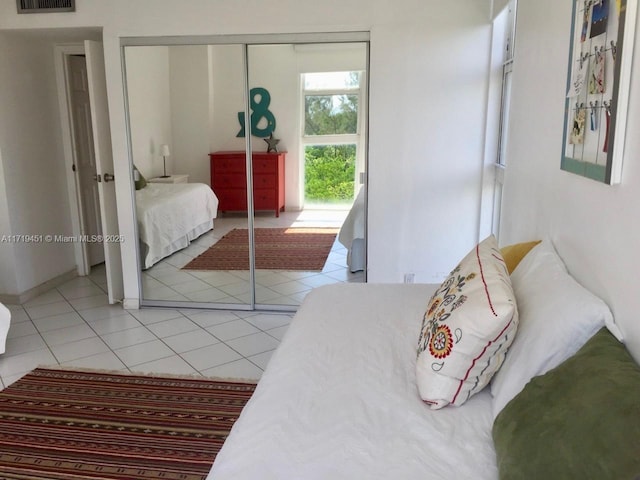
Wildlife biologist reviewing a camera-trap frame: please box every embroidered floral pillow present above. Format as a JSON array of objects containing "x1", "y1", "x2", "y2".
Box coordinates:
[{"x1": 416, "y1": 235, "x2": 518, "y2": 409}]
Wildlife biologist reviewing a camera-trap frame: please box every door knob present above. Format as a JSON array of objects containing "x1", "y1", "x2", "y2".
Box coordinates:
[{"x1": 103, "y1": 173, "x2": 115, "y2": 183}]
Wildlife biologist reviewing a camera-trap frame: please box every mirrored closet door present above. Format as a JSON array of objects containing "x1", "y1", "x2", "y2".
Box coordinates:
[
  {"x1": 123, "y1": 34, "x2": 369, "y2": 311},
  {"x1": 247, "y1": 43, "x2": 368, "y2": 307}
]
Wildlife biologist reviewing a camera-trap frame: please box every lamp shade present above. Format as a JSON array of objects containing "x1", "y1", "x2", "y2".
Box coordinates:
[{"x1": 160, "y1": 144, "x2": 170, "y2": 157}]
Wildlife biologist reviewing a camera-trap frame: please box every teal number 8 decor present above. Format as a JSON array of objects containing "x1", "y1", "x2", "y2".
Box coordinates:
[{"x1": 237, "y1": 87, "x2": 277, "y2": 138}]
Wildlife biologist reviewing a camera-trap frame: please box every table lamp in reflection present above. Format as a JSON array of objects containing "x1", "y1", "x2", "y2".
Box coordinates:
[{"x1": 160, "y1": 144, "x2": 170, "y2": 178}]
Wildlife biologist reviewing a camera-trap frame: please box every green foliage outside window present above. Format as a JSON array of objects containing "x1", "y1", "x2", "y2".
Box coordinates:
[
  {"x1": 305, "y1": 145, "x2": 356, "y2": 203},
  {"x1": 304, "y1": 94, "x2": 358, "y2": 136},
  {"x1": 304, "y1": 89, "x2": 358, "y2": 203}
]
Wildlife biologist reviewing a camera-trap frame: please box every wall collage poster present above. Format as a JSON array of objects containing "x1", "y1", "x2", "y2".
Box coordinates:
[{"x1": 562, "y1": 0, "x2": 635, "y2": 184}]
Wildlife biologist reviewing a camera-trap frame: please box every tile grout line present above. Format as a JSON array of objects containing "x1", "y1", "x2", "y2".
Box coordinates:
[
  {"x1": 4, "y1": 289, "x2": 293, "y2": 384},
  {"x1": 2, "y1": 208, "x2": 359, "y2": 385}
]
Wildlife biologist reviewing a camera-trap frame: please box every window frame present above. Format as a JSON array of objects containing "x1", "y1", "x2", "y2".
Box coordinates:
[
  {"x1": 301, "y1": 72, "x2": 362, "y2": 143},
  {"x1": 496, "y1": 1, "x2": 517, "y2": 168},
  {"x1": 300, "y1": 71, "x2": 364, "y2": 204},
  {"x1": 492, "y1": 0, "x2": 518, "y2": 238}
]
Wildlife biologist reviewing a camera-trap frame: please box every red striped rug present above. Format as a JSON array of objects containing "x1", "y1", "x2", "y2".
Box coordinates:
[
  {"x1": 183, "y1": 227, "x2": 338, "y2": 271},
  {"x1": 0, "y1": 367, "x2": 256, "y2": 480}
]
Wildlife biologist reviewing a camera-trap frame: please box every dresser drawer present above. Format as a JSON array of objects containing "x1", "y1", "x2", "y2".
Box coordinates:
[
  {"x1": 253, "y1": 174, "x2": 276, "y2": 189},
  {"x1": 253, "y1": 157, "x2": 277, "y2": 174},
  {"x1": 210, "y1": 151, "x2": 285, "y2": 217},
  {"x1": 216, "y1": 188, "x2": 248, "y2": 211},
  {"x1": 254, "y1": 189, "x2": 276, "y2": 209},
  {"x1": 213, "y1": 156, "x2": 246, "y2": 173},
  {"x1": 212, "y1": 173, "x2": 246, "y2": 189}
]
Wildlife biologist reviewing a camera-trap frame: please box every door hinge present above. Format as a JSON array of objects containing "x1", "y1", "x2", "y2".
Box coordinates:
[{"x1": 72, "y1": 164, "x2": 76, "y2": 172}]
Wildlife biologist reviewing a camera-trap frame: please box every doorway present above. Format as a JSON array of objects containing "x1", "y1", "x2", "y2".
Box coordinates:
[
  {"x1": 122, "y1": 34, "x2": 369, "y2": 311},
  {"x1": 55, "y1": 41, "x2": 124, "y2": 304},
  {"x1": 66, "y1": 54, "x2": 104, "y2": 268}
]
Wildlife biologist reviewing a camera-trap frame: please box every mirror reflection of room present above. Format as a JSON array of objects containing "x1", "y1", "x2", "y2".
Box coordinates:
[{"x1": 124, "y1": 41, "x2": 367, "y2": 308}]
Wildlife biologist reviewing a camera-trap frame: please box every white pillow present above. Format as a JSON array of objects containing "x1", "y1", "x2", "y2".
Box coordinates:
[
  {"x1": 490, "y1": 240, "x2": 615, "y2": 418},
  {"x1": 416, "y1": 235, "x2": 518, "y2": 409}
]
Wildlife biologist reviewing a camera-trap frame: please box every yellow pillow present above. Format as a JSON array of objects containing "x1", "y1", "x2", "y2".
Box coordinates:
[{"x1": 500, "y1": 240, "x2": 541, "y2": 274}]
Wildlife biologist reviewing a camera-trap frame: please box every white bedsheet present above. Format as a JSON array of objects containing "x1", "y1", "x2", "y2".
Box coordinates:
[
  {"x1": 0, "y1": 303, "x2": 10, "y2": 354},
  {"x1": 136, "y1": 183, "x2": 218, "y2": 269},
  {"x1": 338, "y1": 187, "x2": 365, "y2": 272},
  {"x1": 209, "y1": 283, "x2": 498, "y2": 480},
  {"x1": 338, "y1": 186, "x2": 365, "y2": 249}
]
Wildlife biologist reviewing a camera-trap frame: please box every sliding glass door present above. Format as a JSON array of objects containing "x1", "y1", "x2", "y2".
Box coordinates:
[{"x1": 123, "y1": 34, "x2": 369, "y2": 311}]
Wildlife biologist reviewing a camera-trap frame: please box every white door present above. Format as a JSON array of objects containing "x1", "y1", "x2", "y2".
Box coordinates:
[
  {"x1": 85, "y1": 40, "x2": 124, "y2": 303},
  {"x1": 67, "y1": 55, "x2": 105, "y2": 267}
]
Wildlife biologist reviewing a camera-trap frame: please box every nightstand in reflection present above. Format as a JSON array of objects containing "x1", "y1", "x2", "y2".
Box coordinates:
[{"x1": 148, "y1": 174, "x2": 189, "y2": 184}]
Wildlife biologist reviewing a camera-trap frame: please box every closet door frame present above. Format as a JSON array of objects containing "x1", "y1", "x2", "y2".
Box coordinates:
[{"x1": 122, "y1": 32, "x2": 370, "y2": 312}]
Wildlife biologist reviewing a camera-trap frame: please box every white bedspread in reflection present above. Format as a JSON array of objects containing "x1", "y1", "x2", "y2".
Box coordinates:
[
  {"x1": 338, "y1": 187, "x2": 365, "y2": 271},
  {"x1": 0, "y1": 303, "x2": 10, "y2": 354},
  {"x1": 136, "y1": 183, "x2": 218, "y2": 269},
  {"x1": 338, "y1": 186, "x2": 365, "y2": 249}
]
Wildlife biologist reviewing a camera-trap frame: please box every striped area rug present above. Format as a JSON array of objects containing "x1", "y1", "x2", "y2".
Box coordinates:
[
  {"x1": 0, "y1": 367, "x2": 256, "y2": 480},
  {"x1": 183, "y1": 227, "x2": 339, "y2": 271}
]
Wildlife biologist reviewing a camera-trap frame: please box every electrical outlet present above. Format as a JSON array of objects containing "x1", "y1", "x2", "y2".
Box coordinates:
[{"x1": 404, "y1": 273, "x2": 415, "y2": 284}]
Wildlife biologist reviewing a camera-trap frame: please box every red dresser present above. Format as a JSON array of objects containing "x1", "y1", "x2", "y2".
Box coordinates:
[{"x1": 209, "y1": 151, "x2": 285, "y2": 217}]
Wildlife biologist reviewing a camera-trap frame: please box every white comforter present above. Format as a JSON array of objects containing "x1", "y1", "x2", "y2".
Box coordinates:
[
  {"x1": 0, "y1": 303, "x2": 10, "y2": 354},
  {"x1": 338, "y1": 186, "x2": 365, "y2": 249},
  {"x1": 209, "y1": 283, "x2": 498, "y2": 480},
  {"x1": 136, "y1": 183, "x2": 218, "y2": 269}
]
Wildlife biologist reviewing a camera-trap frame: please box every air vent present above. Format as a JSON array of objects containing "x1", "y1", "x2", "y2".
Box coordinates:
[{"x1": 17, "y1": 0, "x2": 75, "y2": 13}]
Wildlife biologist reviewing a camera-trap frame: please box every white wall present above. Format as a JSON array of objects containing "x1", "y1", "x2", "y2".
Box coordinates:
[
  {"x1": 209, "y1": 44, "x2": 246, "y2": 153},
  {"x1": 0, "y1": 32, "x2": 76, "y2": 295},
  {"x1": 368, "y1": 18, "x2": 493, "y2": 282},
  {"x1": 492, "y1": 0, "x2": 511, "y2": 19},
  {"x1": 124, "y1": 46, "x2": 172, "y2": 179},
  {"x1": 125, "y1": 44, "x2": 218, "y2": 185},
  {"x1": 0, "y1": 0, "x2": 493, "y2": 303},
  {"x1": 248, "y1": 44, "x2": 301, "y2": 209},
  {"x1": 500, "y1": 0, "x2": 640, "y2": 362},
  {"x1": 0, "y1": 147, "x2": 18, "y2": 295},
  {"x1": 169, "y1": 45, "x2": 210, "y2": 185}
]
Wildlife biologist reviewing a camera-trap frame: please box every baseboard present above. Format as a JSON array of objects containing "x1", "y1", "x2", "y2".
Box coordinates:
[
  {"x1": 123, "y1": 298, "x2": 140, "y2": 310},
  {"x1": 0, "y1": 269, "x2": 78, "y2": 305}
]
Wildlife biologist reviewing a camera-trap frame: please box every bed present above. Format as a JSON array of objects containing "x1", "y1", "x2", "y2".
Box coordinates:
[
  {"x1": 338, "y1": 186, "x2": 365, "y2": 272},
  {"x1": 135, "y1": 183, "x2": 218, "y2": 269},
  {"x1": 209, "y1": 283, "x2": 497, "y2": 479},
  {"x1": 0, "y1": 303, "x2": 10, "y2": 354},
  {"x1": 208, "y1": 238, "x2": 640, "y2": 479}
]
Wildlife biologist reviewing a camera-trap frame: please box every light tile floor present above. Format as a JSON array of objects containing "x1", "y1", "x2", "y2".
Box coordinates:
[
  {"x1": 0, "y1": 209, "x2": 364, "y2": 391},
  {"x1": 0, "y1": 266, "x2": 295, "y2": 391},
  {"x1": 142, "y1": 208, "x2": 364, "y2": 306}
]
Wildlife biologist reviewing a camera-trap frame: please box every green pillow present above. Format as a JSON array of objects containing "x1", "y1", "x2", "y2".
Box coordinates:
[
  {"x1": 133, "y1": 166, "x2": 147, "y2": 190},
  {"x1": 493, "y1": 327, "x2": 640, "y2": 480}
]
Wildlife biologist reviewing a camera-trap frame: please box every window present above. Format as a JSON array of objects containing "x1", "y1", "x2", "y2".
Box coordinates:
[
  {"x1": 496, "y1": 0, "x2": 517, "y2": 168},
  {"x1": 302, "y1": 71, "x2": 362, "y2": 205},
  {"x1": 305, "y1": 94, "x2": 358, "y2": 136},
  {"x1": 492, "y1": 0, "x2": 517, "y2": 237}
]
